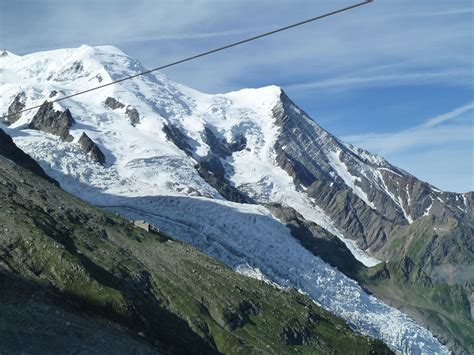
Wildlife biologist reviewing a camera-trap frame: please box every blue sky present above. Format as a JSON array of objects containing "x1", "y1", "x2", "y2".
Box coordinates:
[{"x1": 1, "y1": 0, "x2": 473, "y2": 192}]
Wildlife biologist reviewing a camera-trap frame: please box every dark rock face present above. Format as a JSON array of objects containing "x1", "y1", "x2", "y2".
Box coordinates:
[
  {"x1": 162, "y1": 124, "x2": 194, "y2": 156},
  {"x1": 272, "y1": 93, "x2": 334, "y2": 186},
  {"x1": 78, "y1": 132, "x2": 105, "y2": 165},
  {"x1": 306, "y1": 180, "x2": 393, "y2": 251},
  {"x1": 271, "y1": 92, "x2": 396, "y2": 250},
  {"x1": 104, "y1": 97, "x2": 125, "y2": 110},
  {"x1": 72, "y1": 61, "x2": 83, "y2": 72},
  {"x1": 275, "y1": 147, "x2": 316, "y2": 188},
  {"x1": 29, "y1": 101, "x2": 75, "y2": 142},
  {"x1": 223, "y1": 300, "x2": 259, "y2": 331},
  {"x1": 280, "y1": 315, "x2": 320, "y2": 346},
  {"x1": 204, "y1": 127, "x2": 231, "y2": 157},
  {"x1": 50, "y1": 61, "x2": 87, "y2": 82},
  {"x1": 162, "y1": 124, "x2": 250, "y2": 203},
  {"x1": 49, "y1": 90, "x2": 58, "y2": 98},
  {"x1": 195, "y1": 161, "x2": 250, "y2": 203},
  {"x1": 266, "y1": 204, "x2": 365, "y2": 280},
  {"x1": 5, "y1": 93, "x2": 26, "y2": 125},
  {"x1": 199, "y1": 126, "x2": 253, "y2": 203},
  {"x1": 229, "y1": 134, "x2": 247, "y2": 152},
  {"x1": 126, "y1": 106, "x2": 140, "y2": 126},
  {"x1": 104, "y1": 98, "x2": 140, "y2": 125},
  {"x1": 77, "y1": 132, "x2": 95, "y2": 154},
  {"x1": 0, "y1": 129, "x2": 57, "y2": 185}
]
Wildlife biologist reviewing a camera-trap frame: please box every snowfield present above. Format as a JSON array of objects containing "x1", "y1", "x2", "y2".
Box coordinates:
[{"x1": 0, "y1": 45, "x2": 450, "y2": 354}]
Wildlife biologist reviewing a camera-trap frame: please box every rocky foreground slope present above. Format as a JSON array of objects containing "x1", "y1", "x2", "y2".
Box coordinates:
[
  {"x1": 0, "y1": 130, "x2": 392, "y2": 354},
  {"x1": 0, "y1": 45, "x2": 472, "y2": 353}
]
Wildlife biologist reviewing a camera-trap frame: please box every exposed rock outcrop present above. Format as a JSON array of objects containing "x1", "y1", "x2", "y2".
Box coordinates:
[
  {"x1": 162, "y1": 124, "x2": 249, "y2": 202},
  {"x1": 104, "y1": 97, "x2": 125, "y2": 110},
  {"x1": 104, "y1": 97, "x2": 140, "y2": 125},
  {"x1": 78, "y1": 132, "x2": 105, "y2": 165},
  {"x1": 198, "y1": 126, "x2": 253, "y2": 203},
  {"x1": 125, "y1": 106, "x2": 140, "y2": 126},
  {"x1": 5, "y1": 93, "x2": 26, "y2": 125},
  {"x1": 162, "y1": 124, "x2": 194, "y2": 156},
  {"x1": 204, "y1": 127, "x2": 231, "y2": 157},
  {"x1": 195, "y1": 160, "x2": 250, "y2": 203},
  {"x1": 229, "y1": 134, "x2": 247, "y2": 152},
  {"x1": 222, "y1": 300, "x2": 259, "y2": 331},
  {"x1": 29, "y1": 101, "x2": 74, "y2": 142},
  {"x1": 281, "y1": 322, "x2": 314, "y2": 346},
  {"x1": 50, "y1": 61, "x2": 87, "y2": 82},
  {"x1": 266, "y1": 203, "x2": 365, "y2": 280}
]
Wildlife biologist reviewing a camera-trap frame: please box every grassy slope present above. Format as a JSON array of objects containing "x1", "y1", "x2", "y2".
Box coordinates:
[
  {"x1": 358, "y1": 218, "x2": 473, "y2": 353},
  {"x1": 0, "y1": 156, "x2": 391, "y2": 354},
  {"x1": 267, "y1": 204, "x2": 473, "y2": 353},
  {"x1": 360, "y1": 257, "x2": 473, "y2": 354},
  {"x1": 363, "y1": 215, "x2": 473, "y2": 354},
  {"x1": 359, "y1": 262, "x2": 474, "y2": 354}
]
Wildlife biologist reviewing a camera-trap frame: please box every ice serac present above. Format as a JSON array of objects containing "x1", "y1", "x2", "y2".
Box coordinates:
[{"x1": 1, "y1": 45, "x2": 470, "y2": 354}]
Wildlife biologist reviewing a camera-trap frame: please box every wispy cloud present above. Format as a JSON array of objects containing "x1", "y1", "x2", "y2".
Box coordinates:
[
  {"x1": 117, "y1": 29, "x2": 255, "y2": 44},
  {"x1": 285, "y1": 70, "x2": 471, "y2": 91},
  {"x1": 419, "y1": 103, "x2": 474, "y2": 128},
  {"x1": 415, "y1": 8, "x2": 474, "y2": 17},
  {"x1": 343, "y1": 104, "x2": 474, "y2": 192},
  {"x1": 343, "y1": 103, "x2": 474, "y2": 154}
]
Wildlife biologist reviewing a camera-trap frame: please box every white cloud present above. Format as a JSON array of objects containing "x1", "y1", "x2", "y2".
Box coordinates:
[
  {"x1": 419, "y1": 103, "x2": 474, "y2": 128},
  {"x1": 285, "y1": 70, "x2": 471, "y2": 91},
  {"x1": 343, "y1": 103, "x2": 474, "y2": 192},
  {"x1": 117, "y1": 29, "x2": 254, "y2": 43},
  {"x1": 411, "y1": 8, "x2": 474, "y2": 17},
  {"x1": 343, "y1": 103, "x2": 474, "y2": 154},
  {"x1": 344, "y1": 125, "x2": 473, "y2": 155}
]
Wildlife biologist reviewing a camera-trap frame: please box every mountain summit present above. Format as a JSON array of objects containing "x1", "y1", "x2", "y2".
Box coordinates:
[{"x1": 1, "y1": 45, "x2": 472, "y2": 353}]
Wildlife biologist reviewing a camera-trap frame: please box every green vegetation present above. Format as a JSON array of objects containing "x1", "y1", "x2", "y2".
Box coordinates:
[
  {"x1": 267, "y1": 203, "x2": 473, "y2": 353},
  {"x1": 360, "y1": 259, "x2": 473, "y2": 354},
  {"x1": 364, "y1": 215, "x2": 474, "y2": 353},
  {"x1": 0, "y1": 156, "x2": 391, "y2": 354}
]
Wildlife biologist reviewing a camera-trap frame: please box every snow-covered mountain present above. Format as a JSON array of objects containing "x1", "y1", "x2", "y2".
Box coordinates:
[{"x1": 1, "y1": 45, "x2": 471, "y2": 353}]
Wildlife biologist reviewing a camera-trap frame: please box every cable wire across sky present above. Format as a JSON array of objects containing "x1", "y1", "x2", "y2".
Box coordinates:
[{"x1": 2, "y1": 0, "x2": 373, "y2": 120}]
